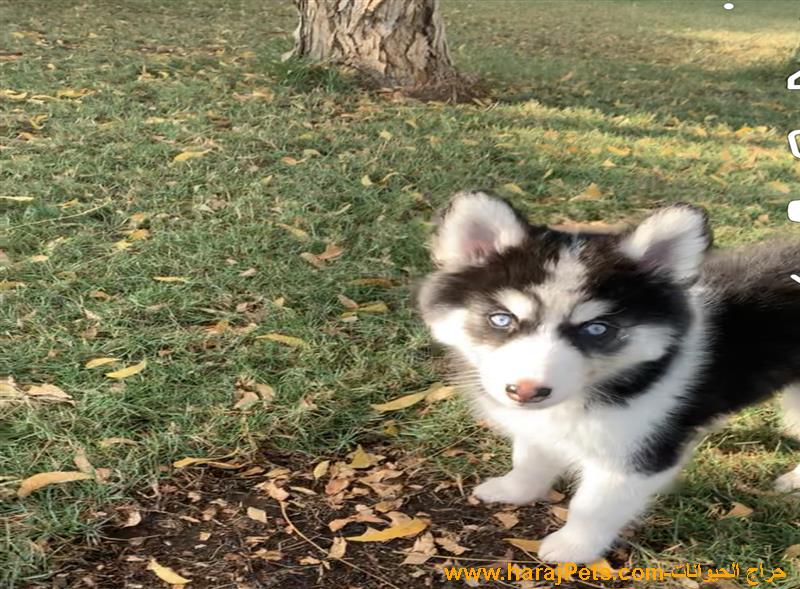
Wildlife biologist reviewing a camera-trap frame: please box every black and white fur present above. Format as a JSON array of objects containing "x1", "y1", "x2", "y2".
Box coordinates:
[{"x1": 417, "y1": 191, "x2": 800, "y2": 563}]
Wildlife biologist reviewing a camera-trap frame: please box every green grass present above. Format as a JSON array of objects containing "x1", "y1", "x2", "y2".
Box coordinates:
[{"x1": 2, "y1": 0, "x2": 799, "y2": 586}]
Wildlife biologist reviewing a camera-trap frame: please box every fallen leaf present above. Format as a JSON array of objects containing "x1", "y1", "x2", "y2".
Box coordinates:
[
  {"x1": 247, "y1": 506, "x2": 268, "y2": 523},
  {"x1": 233, "y1": 390, "x2": 260, "y2": 410},
  {"x1": 570, "y1": 182, "x2": 604, "y2": 202},
  {"x1": 105, "y1": 360, "x2": 147, "y2": 379},
  {"x1": 493, "y1": 511, "x2": 519, "y2": 529},
  {"x1": 299, "y1": 252, "x2": 323, "y2": 268},
  {"x1": 98, "y1": 437, "x2": 137, "y2": 448},
  {"x1": 348, "y1": 278, "x2": 394, "y2": 287},
  {"x1": 313, "y1": 460, "x2": 330, "y2": 479},
  {"x1": 424, "y1": 383, "x2": 456, "y2": 404},
  {"x1": 721, "y1": 502, "x2": 753, "y2": 519},
  {"x1": 173, "y1": 457, "x2": 242, "y2": 469},
  {"x1": 328, "y1": 537, "x2": 347, "y2": 559},
  {"x1": 120, "y1": 508, "x2": 142, "y2": 528},
  {"x1": 255, "y1": 333, "x2": 308, "y2": 348},
  {"x1": 504, "y1": 538, "x2": 542, "y2": 552},
  {"x1": 371, "y1": 391, "x2": 427, "y2": 413},
  {"x1": 56, "y1": 88, "x2": 92, "y2": 99},
  {"x1": 17, "y1": 471, "x2": 93, "y2": 498},
  {"x1": 153, "y1": 276, "x2": 188, "y2": 283},
  {"x1": 768, "y1": 180, "x2": 791, "y2": 194},
  {"x1": 435, "y1": 535, "x2": 468, "y2": 555},
  {"x1": 356, "y1": 301, "x2": 387, "y2": 313},
  {"x1": 85, "y1": 357, "x2": 119, "y2": 369},
  {"x1": 606, "y1": 146, "x2": 631, "y2": 157},
  {"x1": 348, "y1": 445, "x2": 380, "y2": 469},
  {"x1": 337, "y1": 294, "x2": 359, "y2": 310},
  {"x1": 403, "y1": 533, "x2": 437, "y2": 564},
  {"x1": 0, "y1": 195, "x2": 35, "y2": 202},
  {"x1": 361, "y1": 175, "x2": 374, "y2": 187},
  {"x1": 502, "y1": 183, "x2": 525, "y2": 195},
  {"x1": 73, "y1": 448, "x2": 94, "y2": 474},
  {"x1": 147, "y1": 559, "x2": 190, "y2": 585},
  {"x1": 114, "y1": 240, "x2": 132, "y2": 250},
  {"x1": 281, "y1": 156, "x2": 300, "y2": 166},
  {"x1": 26, "y1": 383, "x2": 74, "y2": 404},
  {"x1": 784, "y1": 544, "x2": 800, "y2": 559},
  {"x1": 550, "y1": 506, "x2": 569, "y2": 521},
  {"x1": 173, "y1": 150, "x2": 210, "y2": 163},
  {"x1": 276, "y1": 223, "x2": 310, "y2": 241},
  {"x1": 316, "y1": 243, "x2": 343, "y2": 261},
  {"x1": 126, "y1": 228, "x2": 150, "y2": 240},
  {"x1": 346, "y1": 518, "x2": 427, "y2": 542},
  {"x1": 28, "y1": 254, "x2": 49, "y2": 263},
  {"x1": 259, "y1": 480, "x2": 289, "y2": 501},
  {"x1": 379, "y1": 130, "x2": 393, "y2": 140}
]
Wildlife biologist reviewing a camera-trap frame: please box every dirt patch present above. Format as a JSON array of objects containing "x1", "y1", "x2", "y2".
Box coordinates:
[{"x1": 47, "y1": 445, "x2": 636, "y2": 589}]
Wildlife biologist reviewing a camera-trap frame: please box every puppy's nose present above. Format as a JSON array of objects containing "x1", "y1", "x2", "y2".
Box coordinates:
[{"x1": 505, "y1": 380, "x2": 552, "y2": 403}]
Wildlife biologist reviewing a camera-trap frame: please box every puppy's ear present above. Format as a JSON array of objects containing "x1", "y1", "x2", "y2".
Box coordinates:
[
  {"x1": 430, "y1": 191, "x2": 529, "y2": 269},
  {"x1": 618, "y1": 204, "x2": 712, "y2": 282}
]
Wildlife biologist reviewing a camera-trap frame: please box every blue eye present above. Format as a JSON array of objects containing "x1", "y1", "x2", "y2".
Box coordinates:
[
  {"x1": 581, "y1": 322, "x2": 609, "y2": 337},
  {"x1": 488, "y1": 312, "x2": 515, "y2": 329}
]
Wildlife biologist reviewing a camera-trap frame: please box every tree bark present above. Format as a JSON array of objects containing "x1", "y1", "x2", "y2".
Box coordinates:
[{"x1": 290, "y1": 0, "x2": 466, "y2": 96}]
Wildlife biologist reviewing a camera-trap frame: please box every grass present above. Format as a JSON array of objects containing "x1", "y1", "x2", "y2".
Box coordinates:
[{"x1": 2, "y1": 0, "x2": 799, "y2": 586}]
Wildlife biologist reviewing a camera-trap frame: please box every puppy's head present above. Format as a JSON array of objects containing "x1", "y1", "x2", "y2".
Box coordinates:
[{"x1": 418, "y1": 191, "x2": 711, "y2": 410}]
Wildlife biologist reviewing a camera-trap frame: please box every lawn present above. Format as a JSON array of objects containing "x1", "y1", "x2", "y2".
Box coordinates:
[{"x1": 2, "y1": 0, "x2": 799, "y2": 587}]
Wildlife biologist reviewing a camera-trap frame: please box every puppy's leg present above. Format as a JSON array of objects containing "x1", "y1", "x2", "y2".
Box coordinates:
[
  {"x1": 473, "y1": 438, "x2": 567, "y2": 505},
  {"x1": 776, "y1": 384, "x2": 800, "y2": 492},
  {"x1": 539, "y1": 463, "x2": 678, "y2": 563}
]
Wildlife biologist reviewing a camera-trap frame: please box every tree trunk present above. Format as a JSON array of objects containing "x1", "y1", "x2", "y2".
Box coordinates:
[{"x1": 290, "y1": 0, "x2": 467, "y2": 97}]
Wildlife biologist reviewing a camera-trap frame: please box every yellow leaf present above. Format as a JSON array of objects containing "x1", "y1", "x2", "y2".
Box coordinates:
[
  {"x1": 255, "y1": 333, "x2": 308, "y2": 348},
  {"x1": 129, "y1": 212, "x2": 149, "y2": 225},
  {"x1": 126, "y1": 228, "x2": 150, "y2": 240},
  {"x1": 299, "y1": 252, "x2": 324, "y2": 268},
  {"x1": 1, "y1": 89, "x2": 28, "y2": 101},
  {"x1": 768, "y1": 180, "x2": 791, "y2": 194},
  {"x1": 0, "y1": 280, "x2": 26, "y2": 290},
  {"x1": 281, "y1": 156, "x2": 300, "y2": 166},
  {"x1": 17, "y1": 471, "x2": 93, "y2": 498},
  {"x1": 551, "y1": 505, "x2": 569, "y2": 520},
  {"x1": 570, "y1": 183, "x2": 604, "y2": 201},
  {"x1": 346, "y1": 518, "x2": 427, "y2": 542},
  {"x1": 328, "y1": 536, "x2": 347, "y2": 559},
  {"x1": 147, "y1": 559, "x2": 191, "y2": 585},
  {"x1": 173, "y1": 150, "x2": 209, "y2": 163},
  {"x1": 113, "y1": 240, "x2": 132, "y2": 250},
  {"x1": 370, "y1": 391, "x2": 427, "y2": 413},
  {"x1": 276, "y1": 223, "x2": 310, "y2": 240},
  {"x1": 0, "y1": 195, "x2": 35, "y2": 202},
  {"x1": 424, "y1": 383, "x2": 456, "y2": 404},
  {"x1": 313, "y1": 460, "x2": 330, "y2": 479},
  {"x1": 347, "y1": 445, "x2": 379, "y2": 469},
  {"x1": 357, "y1": 301, "x2": 387, "y2": 313},
  {"x1": 28, "y1": 254, "x2": 49, "y2": 263},
  {"x1": 504, "y1": 538, "x2": 542, "y2": 552},
  {"x1": 29, "y1": 114, "x2": 48, "y2": 129},
  {"x1": 105, "y1": 360, "x2": 147, "y2": 379},
  {"x1": 56, "y1": 88, "x2": 92, "y2": 99},
  {"x1": 606, "y1": 146, "x2": 631, "y2": 156},
  {"x1": 173, "y1": 457, "x2": 242, "y2": 469},
  {"x1": 721, "y1": 502, "x2": 753, "y2": 519},
  {"x1": 360, "y1": 175, "x2": 373, "y2": 187},
  {"x1": 153, "y1": 276, "x2": 188, "y2": 283},
  {"x1": 493, "y1": 512, "x2": 519, "y2": 529},
  {"x1": 378, "y1": 130, "x2": 393, "y2": 140},
  {"x1": 502, "y1": 183, "x2": 525, "y2": 195},
  {"x1": 85, "y1": 357, "x2": 119, "y2": 369}
]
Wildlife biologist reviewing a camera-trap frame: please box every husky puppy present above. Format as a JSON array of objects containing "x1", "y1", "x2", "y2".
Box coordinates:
[{"x1": 417, "y1": 191, "x2": 800, "y2": 563}]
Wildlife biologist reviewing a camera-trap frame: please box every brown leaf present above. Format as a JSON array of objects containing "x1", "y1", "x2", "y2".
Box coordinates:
[
  {"x1": 493, "y1": 511, "x2": 519, "y2": 530},
  {"x1": 85, "y1": 357, "x2": 119, "y2": 369},
  {"x1": 26, "y1": 383, "x2": 74, "y2": 405},
  {"x1": 259, "y1": 481, "x2": 289, "y2": 502},
  {"x1": 435, "y1": 535, "x2": 468, "y2": 555},
  {"x1": 327, "y1": 537, "x2": 347, "y2": 560},
  {"x1": 570, "y1": 182, "x2": 604, "y2": 202},
  {"x1": 347, "y1": 445, "x2": 381, "y2": 469},
  {"x1": 504, "y1": 537, "x2": 541, "y2": 552},
  {"x1": 17, "y1": 471, "x2": 93, "y2": 498},
  {"x1": 316, "y1": 243, "x2": 343, "y2": 261},
  {"x1": 98, "y1": 437, "x2": 137, "y2": 448},
  {"x1": 370, "y1": 391, "x2": 426, "y2": 413},
  {"x1": 551, "y1": 506, "x2": 569, "y2": 521},
  {"x1": 255, "y1": 333, "x2": 308, "y2": 348},
  {"x1": 313, "y1": 460, "x2": 330, "y2": 479},
  {"x1": 721, "y1": 502, "x2": 753, "y2": 519},
  {"x1": 247, "y1": 506, "x2": 268, "y2": 524},
  {"x1": 73, "y1": 448, "x2": 94, "y2": 474},
  {"x1": 173, "y1": 457, "x2": 242, "y2": 469}
]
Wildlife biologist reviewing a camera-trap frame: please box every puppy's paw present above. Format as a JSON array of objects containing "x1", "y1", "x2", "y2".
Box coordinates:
[
  {"x1": 774, "y1": 467, "x2": 800, "y2": 493},
  {"x1": 538, "y1": 525, "x2": 609, "y2": 564},
  {"x1": 472, "y1": 474, "x2": 547, "y2": 505}
]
